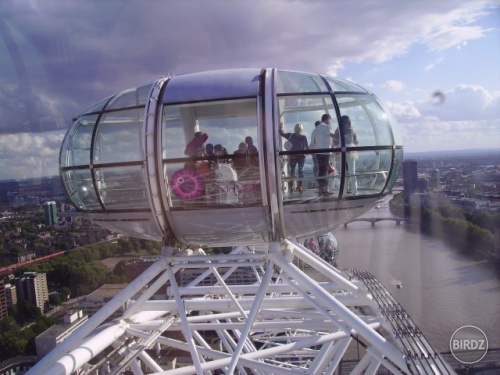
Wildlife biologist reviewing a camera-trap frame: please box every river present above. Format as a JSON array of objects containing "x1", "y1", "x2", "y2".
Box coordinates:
[{"x1": 331, "y1": 195, "x2": 500, "y2": 353}]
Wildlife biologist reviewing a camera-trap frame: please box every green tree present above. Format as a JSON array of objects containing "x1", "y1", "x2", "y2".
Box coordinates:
[
  {"x1": 60, "y1": 286, "x2": 71, "y2": 300},
  {"x1": 118, "y1": 238, "x2": 133, "y2": 255},
  {"x1": 16, "y1": 300, "x2": 42, "y2": 324},
  {"x1": 49, "y1": 293, "x2": 62, "y2": 306},
  {"x1": 0, "y1": 329, "x2": 28, "y2": 359}
]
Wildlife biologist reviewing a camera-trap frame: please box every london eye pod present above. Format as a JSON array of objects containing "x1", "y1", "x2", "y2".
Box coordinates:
[{"x1": 59, "y1": 68, "x2": 403, "y2": 246}]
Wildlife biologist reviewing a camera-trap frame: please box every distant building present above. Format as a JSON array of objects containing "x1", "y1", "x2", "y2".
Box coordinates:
[
  {"x1": 13, "y1": 272, "x2": 49, "y2": 312},
  {"x1": 35, "y1": 310, "x2": 88, "y2": 356},
  {"x1": 452, "y1": 198, "x2": 481, "y2": 212},
  {"x1": 125, "y1": 257, "x2": 160, "y2": 282},
  {"x1": 4, "y1": 283, "x2": 17, "y2": 308},
  {"x1": 403, "y1": 160, "x2": 418, "y2": 203},
  {"x1": 0, "y1": 279, "x2": 8, "y2": 320},
  {"x1": 429, "y1": 169, "x2": 440, "y2": 190},
  {"x1": 77, "y1": 284, "x2": 128, "y2": 320},
  {"x1": 42, "y1": 201, "x2": 58, "y2": 225}
]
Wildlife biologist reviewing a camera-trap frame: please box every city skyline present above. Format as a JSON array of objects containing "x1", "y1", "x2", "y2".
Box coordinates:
[{"x1": 0, "y1": 0, "x2": 499, "y2": 181}]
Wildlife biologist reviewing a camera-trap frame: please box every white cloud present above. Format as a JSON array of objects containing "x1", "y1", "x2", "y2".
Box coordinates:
[
  {"x1": 0, "y1": 0, "x2": 498, "y2": 179},
  {"x1": 385, "y1": 101, "x2": 421, "y2": 119},
  {"x1": 418, "y1": 84, "x2": 500, "y2": 121},
  {"x1": 400, "y1": 118, "x2": 499, "y2": 152},
  {"x1": 0, "y1": 131, "x2": 65, "y2": 180},
  {"x1": 381, "y1": 80, "x2": 406, "y2": 92},
  {"x1": 393, "y1": 84, "x2": 500, "y2": 152},
  {"x1": 425, "y1": 56, "x2": 445, "y2": 71}
]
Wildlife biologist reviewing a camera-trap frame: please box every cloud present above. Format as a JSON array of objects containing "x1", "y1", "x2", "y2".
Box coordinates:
[
  {"x1": 418, "y1": 84, "x2": 500, "y2": 121},
  {"x1": 381, "y1": 80, "x2": 406, "y2": 92},
  {"x1": 0, "y1": 131, "x2": 65, "y2": 180},
  {"x1": 400, "y1": 118, "x2": 499, "y2": 152},
  {"x1": 394, "y1": 84, "x2": 500, "y2": 152},
  {"x1": 385, "y1": 101, "x2": 421, "y2": 120},
  {"x1": 0, "y1": 0, "x2": 498, "y2": 179}
]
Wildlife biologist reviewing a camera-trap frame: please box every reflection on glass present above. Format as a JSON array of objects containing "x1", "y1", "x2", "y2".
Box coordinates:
[
  {"x1": 324, "y1": 77, "x2": 364, "y2": 92},
  {"x1": 278, "y1": 95, "x2": 336, "y2": 152},
  {"x1": 164, "y1": 159, "x2": 261, "y2": 209},
  {"x1": 106, "y1": 83, "x2": 153, "y2": 110},
  {"x1": 277, "y1": 70, "x2": 328, "y2": 93},
  {"x1": 60, "y1": 115, "x2": 98, "y2": 167},
  {"x1": 353, "y1": 150, "x2": 392, "y2": 194},
  {"x1": 365, "y1": 100, "x2": 393, "y2": 145},
  {"x1": 83, "y1": 97, "x2": 112, "y2": 115},
  {"x1": 337, "y1": 96, "x2": 377, "y2": 147},
  {"x1": 94, "y1": 109, "x2": 144, "y2": 164},
  {"x1": 95, "y1": 165, "x2": 149, "y2": 209},
  {"x1": 62, "y1": 169, "x2": 100, "y2": 210},
  {"x1": 386, "y1": 148, "x2": 403, "y2": 193},
  {"x1": 162, "y1": 98, "x2": 261, "y2": 209}
]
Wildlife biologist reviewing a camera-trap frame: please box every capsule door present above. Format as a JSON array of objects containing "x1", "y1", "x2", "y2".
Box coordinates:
[{"x1": 159, "y1": 96, "x2": 271, "y2": 246}]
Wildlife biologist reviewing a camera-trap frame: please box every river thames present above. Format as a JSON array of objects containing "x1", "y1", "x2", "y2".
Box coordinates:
[{"x1": 331, "y1": 196, "x2": 500, "y2": 354}]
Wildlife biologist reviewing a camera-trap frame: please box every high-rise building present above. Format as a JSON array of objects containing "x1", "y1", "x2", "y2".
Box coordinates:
[
  {"x1": 403, "y1": 160, "x2": 418, "y2": 202},
  {"x1": 0, "y1": 279, "x2": 8, "y2": 320},
  {"x1": 429, "y1": 169, "x2": 440, "y2": 190},
  {"x1": 13, "y1": 272, "x2": 49, "y2": 312},
  {"x1": 42, "y1": 201, "x2": 58, "y2": 225},
  {"x1": 4, "y1": 283, "x2": 18, "y2": 308}
]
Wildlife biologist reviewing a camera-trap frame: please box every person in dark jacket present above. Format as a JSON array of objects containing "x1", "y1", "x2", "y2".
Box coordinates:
[{"x1": 279, "y1": 122, "x2": 309, "y2": 193}]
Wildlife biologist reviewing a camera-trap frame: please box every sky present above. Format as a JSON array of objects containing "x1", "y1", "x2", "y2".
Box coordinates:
[{"x1": 0, "y1": 0, "x2": 499, "y2": 181}]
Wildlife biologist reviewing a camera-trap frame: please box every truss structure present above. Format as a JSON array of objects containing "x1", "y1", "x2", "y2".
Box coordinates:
[{"x1": 28, "y1": 241, "x2": 455, "y2": 375}]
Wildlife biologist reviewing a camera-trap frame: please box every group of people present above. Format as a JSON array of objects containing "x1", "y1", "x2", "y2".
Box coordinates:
[
  {"x1": 182, "y1": 114, "x2": 360, "y2": 201},
  {"x1": 303, "y1": 237, "x2": 336, "y2": 255},
  {"x1": 280, "y1": 113, "x2": 359, "y2": 196},
  {"x1": 184, "y1": 132, "x2": 259, "y2": 180}
]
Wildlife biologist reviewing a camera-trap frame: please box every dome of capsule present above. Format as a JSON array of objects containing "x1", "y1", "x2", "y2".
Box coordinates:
[{"x1": 60, "y1": 68, "x2": 403, "y2": 246}]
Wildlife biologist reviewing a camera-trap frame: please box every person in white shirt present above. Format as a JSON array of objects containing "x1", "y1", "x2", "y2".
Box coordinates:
[{"x1": 310, "y1": 114, "x2": 334, "y2": 195}]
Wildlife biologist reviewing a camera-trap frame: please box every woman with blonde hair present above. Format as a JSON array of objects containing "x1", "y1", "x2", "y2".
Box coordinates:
[{"x1": 279, "y1": 122, "x2": 309, "y2": 193}]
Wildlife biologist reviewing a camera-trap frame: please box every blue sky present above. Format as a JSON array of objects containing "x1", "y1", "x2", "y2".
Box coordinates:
[{"x1": 0, "y1": 0, "x2": 498, "y2": 181}]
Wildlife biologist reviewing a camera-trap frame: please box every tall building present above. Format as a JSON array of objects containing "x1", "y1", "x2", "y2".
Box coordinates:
[
  {"x1": 403, "y1": 159, "x2": 418, "y2": 202},
  {"x1": 13, "y1": 272, "x2": 49, "y2": 312},
  {"x1": 0, "y1": 278, "x2": 8, "y2": 320},
  {"x1": 429, "y1": 169, "x2": 440, "y2": 190},
  {"x1": 4, "y1": 283, "x2": 18, "y2": 308},
  {"x1": 42, "y1": 201, "x2": 58, "y2": 225}
]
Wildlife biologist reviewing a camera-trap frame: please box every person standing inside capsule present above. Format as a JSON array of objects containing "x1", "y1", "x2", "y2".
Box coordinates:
[
  {"x1": 310, "y1": 114, "x2": 334, "y2": 196},
  {"x1": 279, "y1": 122, "x2": 309, "y2": 193},
  {"x1": 332, "y1": 115, "x2": 359, "y2": 195}
]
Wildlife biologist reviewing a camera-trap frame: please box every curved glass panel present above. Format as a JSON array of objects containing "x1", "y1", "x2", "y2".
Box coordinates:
[
  {"x1": 82, "y1": 96, "x2": 112, "y2": 115},
  {"x1": 93, "y1": 108, "x2": 144, "y2": 164},
  {"x1": 106, "y1": 82, "x2": 153, "y2": 110},
  {"x1": 386, "y1": 148, "x2": 403, "y2": 192},
  {"x1": 324, "y1": 77, "x2": 365, "y2": 93},
  {"x1": 354, "y1": 150, "x2": 392, "y2": 194},
  {"x1": 278, "y1": 95, "x2": 337, "y2": 151},
  {"x1": 61, "y1": 169, "x2": 100, "y2": 210},
  {"x1": 277, "y1": 70, "x2": 328, "y2": 94},
  {"x1": 95, "y1": 165, "x2": 149, "y2": 209},
  {"x1": 162, "y1": 69, "x2": 261, "y2": 103},
  {"x1": 336, "y1": 95, "x2": 378, "y2": 147},
  {"x1": 277, "y1": 93, "x2": 339, "y2": 200},
  {"x1": 162, "y1": 98, "x2": 261, "y2": 209},
  {"x1": 60, "y1": 115, "x2": 98, "y2": 167},
  {"x1": 364, "y1": 99, "x2": 393, "y2": 145},
  {"x1": 380, "y1": 100, "x2": 403, "y2": 145}
]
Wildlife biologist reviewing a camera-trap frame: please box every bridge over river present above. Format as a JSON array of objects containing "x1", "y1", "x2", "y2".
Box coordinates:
[{"x1": 344, "y1": 217, "x2": 406, "y2": 227}]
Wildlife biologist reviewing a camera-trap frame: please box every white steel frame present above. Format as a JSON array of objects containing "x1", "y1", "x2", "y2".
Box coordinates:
[{"x1": 27, "y1": 241, "x2": 454, "y2": 375}]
